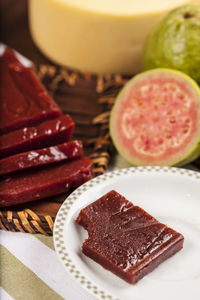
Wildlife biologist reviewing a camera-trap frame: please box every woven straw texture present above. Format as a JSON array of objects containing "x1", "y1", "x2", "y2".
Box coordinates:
[{"x1": 0, "y1": 64, "x2": 126, "y2": 235}]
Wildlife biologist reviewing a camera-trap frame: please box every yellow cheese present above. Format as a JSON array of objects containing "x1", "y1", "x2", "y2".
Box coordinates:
[{"x1": 29, "y1": 0, "x2": 200, "y2": 75}]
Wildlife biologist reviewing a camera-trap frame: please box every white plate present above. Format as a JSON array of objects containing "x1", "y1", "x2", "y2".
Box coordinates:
[{"x1": 54, "y1": 166, "x2": 200, "y2": 300}]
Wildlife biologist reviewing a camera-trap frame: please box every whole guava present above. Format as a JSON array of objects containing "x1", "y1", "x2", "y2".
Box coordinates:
[{"x1": 142, "y1": 5, "x2": 200, "y2": 84}]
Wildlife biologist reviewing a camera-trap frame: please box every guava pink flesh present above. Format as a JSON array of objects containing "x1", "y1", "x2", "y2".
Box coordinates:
[{"x1": 115, "y1": 77, "x2": 198, "y2": 163}]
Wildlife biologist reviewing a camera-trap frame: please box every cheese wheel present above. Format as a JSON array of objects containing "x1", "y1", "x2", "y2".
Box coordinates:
[{"x1": 28, "y1": 0, "x2": 200, "y2": 75}]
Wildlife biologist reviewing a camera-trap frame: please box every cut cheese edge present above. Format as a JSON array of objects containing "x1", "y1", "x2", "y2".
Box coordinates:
[
  {"x1": 57, "y1": 0, "x2": 199, "y2": 15},
  {"x1": 29, "y1": 0, "x2": 200, "y2": 74}
]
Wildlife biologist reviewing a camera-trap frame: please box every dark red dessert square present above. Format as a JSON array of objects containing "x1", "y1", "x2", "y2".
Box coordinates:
[
  {"x1": 0, "y1": 140, "x2": 83, "y2": 175},
  {"x1": 76, "y1": 190, "x2": 184, "y2": 284},
  {"x1": 0, "y1": 48, "x2": 61, "y2": 134},
  {"x1": 0, "y1": 115, "x2": 74, "y2": 158},
  {"x1": 0, "y1": 157, "x2": 93, "y2": 207}
]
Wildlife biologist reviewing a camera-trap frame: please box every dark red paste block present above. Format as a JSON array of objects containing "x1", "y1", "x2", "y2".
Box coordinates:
[
  {"x1": 0, "y1": 115, "x2": 74, "y2": 158},
  {"x1": 0, "y1": 157, "x2": 93, "y2": 207},
  {"x1": 76, "y1": 190, "x2": 184, "y2": 284},
  {"x1": 0, "y1": 48, "x2": 61, "y2": 134},
  {"x1": 0, "y1": 140, "x2": 83, "y2": 175}
]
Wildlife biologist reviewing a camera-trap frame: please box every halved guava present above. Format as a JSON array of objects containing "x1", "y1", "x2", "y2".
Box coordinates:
[{"x1": 109, "y1": 69, "x2": 200, "y2": 166}]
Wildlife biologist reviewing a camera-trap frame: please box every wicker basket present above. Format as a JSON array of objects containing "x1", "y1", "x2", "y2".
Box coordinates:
[{"x1": 0, "y1": 64, "x2": 127, "y2": 235}]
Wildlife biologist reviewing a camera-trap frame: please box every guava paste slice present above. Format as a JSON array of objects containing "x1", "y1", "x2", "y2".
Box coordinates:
[
  {"x1": 76, "y1": 190, "x2": 184, "y2": 283},
  {"x1": 0, "y1": 115, "x2": 74, "y2": 159},
  {"x1": 0, "y1": 157, "x2": 93, "y2": 207},
  {"x1": 110, "y1": 69, "x2": 200, "y2": 166},
  {"x1": 0, "y1": 48, "x2": 61, "y2": 134},
  {"x1": 0, "y1": 140, "x2": 83, "y2": 176}
]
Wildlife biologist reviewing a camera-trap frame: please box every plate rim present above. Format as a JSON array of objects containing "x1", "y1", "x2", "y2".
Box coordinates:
[{"x1": 53, "y1": 166, "x2": 200, "y2": 300}]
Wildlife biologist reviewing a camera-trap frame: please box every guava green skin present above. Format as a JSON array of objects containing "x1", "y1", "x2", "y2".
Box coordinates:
[
  {"x1": 177, "y1": 141, "x2": 200, "y2": 167},
  {"x1": 142, "y1": 5, "x2": 200, "y2": 85},
  {"x1": 109, "y1": 68, "x2": 200, "y2": 167}
]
